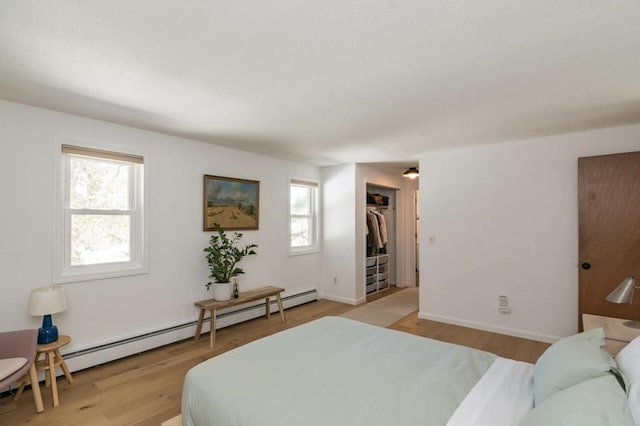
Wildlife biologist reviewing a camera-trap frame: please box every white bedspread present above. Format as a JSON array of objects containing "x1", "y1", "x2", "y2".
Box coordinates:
[
  {"x1": 182, "y1": 317, "x2": 533, "y2": 426},
  {"x1": 447, "y1": 357, "x2": 534, "y2": 426}
]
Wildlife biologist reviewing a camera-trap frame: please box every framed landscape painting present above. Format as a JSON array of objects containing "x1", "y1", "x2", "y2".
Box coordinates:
[{"x1": 203, "y1": 175, "x2": 260, "y2": 231}]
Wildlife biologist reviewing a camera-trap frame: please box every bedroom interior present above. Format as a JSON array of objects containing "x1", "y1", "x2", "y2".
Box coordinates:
[
  {"x1": 2, "y1": 289, "x2": 554, "y2": 425},
  {"x1": 0, "y1": 1, "x2": 639, "y2": 425}
]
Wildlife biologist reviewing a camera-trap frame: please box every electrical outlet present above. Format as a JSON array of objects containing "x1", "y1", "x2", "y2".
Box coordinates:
[
  {"x1": 332, "y1": 277, "x2": 338, "y2": 285},
  {"x1": 498, "y1": 295, "x2": 511, "y2": 314}
]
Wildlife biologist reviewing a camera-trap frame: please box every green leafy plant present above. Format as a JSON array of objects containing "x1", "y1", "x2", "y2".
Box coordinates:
[{"x1": 204, "y1": 223, "x2": 258, "y2": 289}]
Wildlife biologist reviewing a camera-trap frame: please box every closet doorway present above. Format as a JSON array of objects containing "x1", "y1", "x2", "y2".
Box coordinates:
[{"x1": 366, "y1": 184, "x2": 397, "y2": 297}]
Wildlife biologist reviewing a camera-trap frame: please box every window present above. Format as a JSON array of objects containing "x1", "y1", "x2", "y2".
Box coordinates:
[
  {"x1": 289, "y1": 179, "x2": 319, "y2": 254},
  {"x1": 54, "y1": 144, "x2": 145, "y2": 282}
]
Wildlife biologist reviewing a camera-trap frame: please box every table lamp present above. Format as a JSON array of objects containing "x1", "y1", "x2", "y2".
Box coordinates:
[
  {"x1": 605, "y1": 277, "x2": 640, "y2": 329},
  {"x1": 28, "y1": 285, "x2": 68, "y2": 344}
]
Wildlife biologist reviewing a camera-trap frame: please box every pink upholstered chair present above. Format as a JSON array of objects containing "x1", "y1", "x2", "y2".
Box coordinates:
[{"x1": 0, "y1": 329, "x2": 43, "y2": 413}]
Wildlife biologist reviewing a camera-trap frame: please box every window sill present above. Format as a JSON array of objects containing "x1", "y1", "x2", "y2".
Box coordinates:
[
  {"x1": 289, "y1": 247, "x2": 320, "y2": 257},
  {"x1": 53, "y1": 264, "x2": 148, "y2": 284}
]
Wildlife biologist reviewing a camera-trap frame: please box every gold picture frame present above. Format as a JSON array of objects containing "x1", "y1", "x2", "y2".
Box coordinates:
[{"x1": 203, "y1": 175, "x2": 260, "y2": 231}]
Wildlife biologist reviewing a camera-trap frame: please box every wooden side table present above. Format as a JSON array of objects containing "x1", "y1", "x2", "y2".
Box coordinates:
[{"x1": 35, "y1": 335, "x2": 74, "y2": 407}]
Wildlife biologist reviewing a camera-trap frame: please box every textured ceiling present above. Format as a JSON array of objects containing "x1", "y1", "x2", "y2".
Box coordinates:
[{"x1": 0, "y1": 1, "x2": 638, "y2": 167}]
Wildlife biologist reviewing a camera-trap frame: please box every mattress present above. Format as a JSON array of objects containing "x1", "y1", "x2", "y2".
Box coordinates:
[{"x1": 182, "y1": 317, "x2": 533, "y2": 426}]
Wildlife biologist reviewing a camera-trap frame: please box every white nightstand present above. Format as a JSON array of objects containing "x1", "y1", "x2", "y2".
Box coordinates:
[{"x1": 582, "y1": 314, "x2": 640, "y2": 356}]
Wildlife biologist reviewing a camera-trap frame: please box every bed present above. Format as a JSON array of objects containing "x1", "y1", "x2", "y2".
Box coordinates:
[{"x1": 182, "y1": 317, "x2": 638, "y2": 426}]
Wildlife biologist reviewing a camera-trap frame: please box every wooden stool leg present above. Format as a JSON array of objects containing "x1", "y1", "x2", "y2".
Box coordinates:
[
  {"x1": 42, "y1": 350, "x2": 50, "y2": 388},
  {"x1": 209, "y1": 309, "x2": 216, "y2": 349},
  {"x1": 265, "y1": 297, "x2": 271, "y2": 318},
  {"x1": 194, "y1": 308, "x2": 205, "y2": 341},
  {"x1": 276, "y1": 292, "x2": 286, "y2": 323},
  {"x1": 56, "y1": 349, "x2": 74, "y2": 384},
  {"x1": 47, "y1": 351, "x2": 59, "y2": 407},
  {"x1": 28, "y1": 364, "x2": 44, "y2": 413}
]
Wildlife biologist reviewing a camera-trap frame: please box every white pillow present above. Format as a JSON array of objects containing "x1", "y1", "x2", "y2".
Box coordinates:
[
  {"x1": 616, "y1": 335, "x2": 640, "y2": 426},
  {"x1": 0, "y1": 357, "x2": 27, "y2": 379},
  {"x1": 533, "y1": 327, "x2": 617, "y2": 405},
  {"x1": 521, "y1": 375, "x2": 634, "y2": 426}
]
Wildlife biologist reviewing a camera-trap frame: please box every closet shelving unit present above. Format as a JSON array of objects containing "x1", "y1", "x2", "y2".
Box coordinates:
[
  {"x1": 366, "y1": 253, "x2": 389, "y2": 294},
  {"x1": 366, "y1": 203, "x2": 390, "y2": 295}
]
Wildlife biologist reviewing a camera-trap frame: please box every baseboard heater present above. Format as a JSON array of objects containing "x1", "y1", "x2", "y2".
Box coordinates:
[{"x1": 62, "y1": 288, "x2": 317, "y2": 374}]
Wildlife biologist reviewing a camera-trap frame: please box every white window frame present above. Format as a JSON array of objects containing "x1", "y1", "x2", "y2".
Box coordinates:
[
  {"x1": 288, "y1": 178, "x2": 320, "y2": 255},
  {"x1": 53, "y1": 142, "x2": 147, "y2": 283}
]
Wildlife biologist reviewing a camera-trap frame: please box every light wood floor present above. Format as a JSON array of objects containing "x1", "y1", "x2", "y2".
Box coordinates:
[{"x1": 0, "y1": 288, "x2": 549, "y2": 425}]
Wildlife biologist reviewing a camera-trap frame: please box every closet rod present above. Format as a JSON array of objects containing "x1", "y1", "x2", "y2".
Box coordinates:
[{"x1": 367, "y1": 205, "x2": 391, "y2": 211}]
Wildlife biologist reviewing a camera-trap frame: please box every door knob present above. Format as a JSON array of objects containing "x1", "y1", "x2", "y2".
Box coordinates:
[{"x1": 581, "y1": 262, "x2": 591, "y2": 270}]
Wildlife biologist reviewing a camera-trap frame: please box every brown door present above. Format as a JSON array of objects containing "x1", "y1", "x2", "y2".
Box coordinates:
[{"x1": 578, "y1": 151, "x2": 640, "y2": 324}]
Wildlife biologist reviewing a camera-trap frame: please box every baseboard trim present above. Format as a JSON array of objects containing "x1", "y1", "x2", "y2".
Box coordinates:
[
  {"x1": 418, "y1": 311, "x2": 560, "y2": 344},
  {"x1": 318, "y1": 293, "x2": 359, "y2": 305},
  {"x1": 62, "y1": 288, "x2": 317, "y2": 373}
]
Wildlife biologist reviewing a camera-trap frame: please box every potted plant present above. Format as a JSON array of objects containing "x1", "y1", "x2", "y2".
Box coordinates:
[{"x1": 204, "y1": 223, "x2": 258, "y2": 301}]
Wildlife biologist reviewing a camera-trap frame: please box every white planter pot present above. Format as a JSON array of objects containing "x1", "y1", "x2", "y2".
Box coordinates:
[{"x1": 213, "y1": 282, "x2": 232, "y2": 301}]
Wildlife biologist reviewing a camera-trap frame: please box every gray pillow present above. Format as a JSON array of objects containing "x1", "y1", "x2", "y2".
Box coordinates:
[
  {"x1": 534, "y1": 327, "x2": 616, "y2": 405},
  {"x1": 521, "y1": 375, "x2": 634, "y2": 426}
]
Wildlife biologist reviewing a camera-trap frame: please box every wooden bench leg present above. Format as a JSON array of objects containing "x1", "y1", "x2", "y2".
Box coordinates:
[
  {"x1": 194, "y1": 308, "x2": 205, "y2": 341},
  {"x1": 209, "y1": 309, "x2": 216, "y2": 349},
  {"x1": 276, "y1": 292, "x2": 286, "y2": 323},
  {"x1": 265, "y1": 297, "x2": 271, "y2": 318}
]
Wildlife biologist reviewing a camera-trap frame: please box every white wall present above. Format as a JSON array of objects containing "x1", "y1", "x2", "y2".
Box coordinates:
[
  {"x1": 320, "y1": 164, "x2": 358, "y2": 303},
  {"x1": 418, "y1": 123, "x2": 640, "y2": 342},
  {"x1": 0, "y1": 100, "x2": 321, "y2": 356}
]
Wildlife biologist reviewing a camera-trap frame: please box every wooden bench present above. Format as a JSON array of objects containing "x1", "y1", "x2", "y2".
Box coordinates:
[{"x1": 194, "y1": 286, "x2": 286, "y2": 348}]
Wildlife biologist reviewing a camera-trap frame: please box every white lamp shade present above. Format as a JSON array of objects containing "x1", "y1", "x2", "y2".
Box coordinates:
[
  {"x1": 606, "y1": 277, "x2": 636, "y2": 304},
  {"x1": 28, "y1": 286, "x2": 67, "y2": 316}
]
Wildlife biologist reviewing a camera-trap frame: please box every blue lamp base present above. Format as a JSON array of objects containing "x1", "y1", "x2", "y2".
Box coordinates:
[{"x1": 38, "y1": 314, "x2": 59, "y2": 344}]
